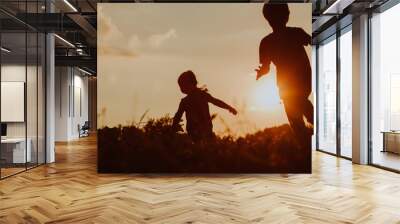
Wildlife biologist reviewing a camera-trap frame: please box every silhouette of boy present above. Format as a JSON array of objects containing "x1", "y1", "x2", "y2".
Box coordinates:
[
  {"x1": 256, "y1": 3, "x2": 313, "y2": 143},
  {"x1": 173, "y1": 70, "x2": 237, "y2": 142}
]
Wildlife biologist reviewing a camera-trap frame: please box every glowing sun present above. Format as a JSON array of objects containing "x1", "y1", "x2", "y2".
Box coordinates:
[{"x1": 250, "y1": 74, "x2": 282, "y2": 111}]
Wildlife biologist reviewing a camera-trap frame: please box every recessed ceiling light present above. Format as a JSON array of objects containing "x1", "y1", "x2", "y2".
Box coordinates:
[
  {"x1": 322, "y1": 0, "x2": 354, "y2": 15},
  {"x1": 78, "y1": 67, "x2": 94, "y2": 76},
  {"x1": 1, "y1": 47, "x2": 11, "y2": 53},
  {"x1": 63, "y1": 0, "x2": 78, "y2": 12},
  {"x1": 54, "y1": 34, "x2": 75, "y2": 48}
]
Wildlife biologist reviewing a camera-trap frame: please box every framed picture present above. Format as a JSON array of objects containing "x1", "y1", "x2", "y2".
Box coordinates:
[{"x1": 98, "y1": 3, "x2": 312, "y2": 173}]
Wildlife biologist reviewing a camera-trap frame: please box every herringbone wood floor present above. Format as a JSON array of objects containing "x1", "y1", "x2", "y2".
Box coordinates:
[{"x1": 1, "y1": 135, "x2": 400, "y2": 224}]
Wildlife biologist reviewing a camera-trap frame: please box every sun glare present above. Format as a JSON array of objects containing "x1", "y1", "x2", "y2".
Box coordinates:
[{"x1": 250, "y1": 74, "x2": 282, "y2": 111}]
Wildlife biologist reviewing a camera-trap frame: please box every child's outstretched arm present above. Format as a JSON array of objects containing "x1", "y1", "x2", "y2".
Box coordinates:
[
  {"x1": 208, "y1": 96, "x2": 237, "y2": 115},
  {"x1": 255, "y1": 63, "x2": 270, "y2": 80},
  {"x1": 172, "y1": 101, "x2": 185, "y2": 131},
  {"x1": 256, "y1": 39, "x2": 271, "y2": 80}
]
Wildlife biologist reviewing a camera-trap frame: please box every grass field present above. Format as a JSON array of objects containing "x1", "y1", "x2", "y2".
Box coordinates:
[{"x1": 98, "y1": 116, "x2": 311, "y2": 173}]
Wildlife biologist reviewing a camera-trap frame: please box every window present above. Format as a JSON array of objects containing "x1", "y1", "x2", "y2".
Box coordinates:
[
  {"x1": 0, "y1": 2, "x2": 46, "y2": 179},
  {"x1": 370, "y1": 3, "x2": 400, "y2": 171},
  {"x1": 339, "y1": 28, "x2": 352, "y2": 158},
  {"x1": 317, "y1": 36, "x2": 337, "y2": 154}
]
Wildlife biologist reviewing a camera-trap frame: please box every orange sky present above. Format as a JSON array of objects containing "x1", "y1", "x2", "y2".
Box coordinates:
[{"x1": 98, "y1": 3, "x2": 312, "y2": 137}]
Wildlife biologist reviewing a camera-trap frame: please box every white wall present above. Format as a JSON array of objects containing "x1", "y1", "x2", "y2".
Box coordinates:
[
  {"x1": 1, "y1": 64, "x2": 46, "y2": 164},
  {"x1": 1, "y1": 65, "x2": 37, "y2": 138},
  {"x1": 72, "y1": 73, "x2": 89, "y2": 138},
  {"x1": 1, "y1": 66, "x2": 25, "y2": 139},
  {"x1": 55, "y1": 67, "x2": 70, "y2": 141},
  {"x1": 55, "y1": 67, "x2": 89, "y2": 141}
]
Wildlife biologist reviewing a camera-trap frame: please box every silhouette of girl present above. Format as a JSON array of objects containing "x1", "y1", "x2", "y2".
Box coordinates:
[{"x1": 173, "y1": 70, "x2": 237, "y2": 142}]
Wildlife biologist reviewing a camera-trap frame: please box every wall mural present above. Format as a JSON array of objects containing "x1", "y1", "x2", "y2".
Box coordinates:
[{"x1": 97, "y1": 3, "x2": 313, "y2": 173}]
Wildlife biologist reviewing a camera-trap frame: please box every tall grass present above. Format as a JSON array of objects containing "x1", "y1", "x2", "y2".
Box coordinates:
[{"x1": 98, "y1": 116, "x2": 311, "y2": 173}]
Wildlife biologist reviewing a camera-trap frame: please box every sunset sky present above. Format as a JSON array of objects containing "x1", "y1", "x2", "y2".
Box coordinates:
[{"x1": 98, "y1": 3, "x2": 312, "y2": 136}]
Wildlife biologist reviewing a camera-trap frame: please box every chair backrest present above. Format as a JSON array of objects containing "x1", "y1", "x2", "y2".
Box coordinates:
[{"x1": 82, "y1": 121, "x2": 90, "y2": 129}]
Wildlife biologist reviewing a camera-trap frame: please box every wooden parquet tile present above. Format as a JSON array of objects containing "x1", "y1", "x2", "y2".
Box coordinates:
[{"x1": 0, "y1": 135, "x2": 400, "y2": 223}]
